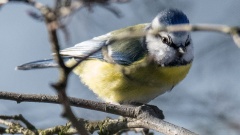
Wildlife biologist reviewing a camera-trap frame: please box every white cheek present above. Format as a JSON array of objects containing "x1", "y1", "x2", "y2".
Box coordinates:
[
  {"x1": 159, "y1": 50, "x2": 164, "y2": 55},
  {"x1": 146, "y1": 35, "x2": 176, "y2": 65}
]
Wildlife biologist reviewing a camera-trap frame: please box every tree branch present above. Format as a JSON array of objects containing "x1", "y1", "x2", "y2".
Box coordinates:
[
  {"x1": 108, "y1": 24, "x2": 240, "y2": 47},
  {"x1": 0, "y1": 118, "x2": 36, "y2": 134},
  {"x1": 0, "y1": 114, "x2": 198, "y2": 135},
  {"x1": 0, "y1": 114, "x2": 37, "y2": 132},
  {"x1": 0, "y1": 91, "x2": 198, "y2": 135},
  {"x1": 0, "y1": 91, "x2": 161, "y2": 118}
]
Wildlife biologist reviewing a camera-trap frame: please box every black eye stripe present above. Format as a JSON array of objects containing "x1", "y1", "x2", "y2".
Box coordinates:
[
  {"x1": 155, "y1": 34, "x2": 172, "y2": 46},
  {"x1": 167, "y1": 35, "x2": 173, "y2": 45},
  {"x1": 155, "y1": 34, "x2": 190, "y2": 48},
  {"x1": 185, "y1": 41, "x2": 191, "y2": 46},
  {"x1": 155, "y1": 34, "x2": 161, "y2": 39},
  {"x1": 169, "y1": 42, "x2": 178, "y2": 49},
  {"x1": 185, "y1": 35, "x2": 191, "y2": 46}
]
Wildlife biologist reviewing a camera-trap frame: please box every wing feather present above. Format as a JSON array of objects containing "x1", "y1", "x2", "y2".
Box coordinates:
[{"x1": 60, "y1": 24, "x2": 149, "y2": 65}]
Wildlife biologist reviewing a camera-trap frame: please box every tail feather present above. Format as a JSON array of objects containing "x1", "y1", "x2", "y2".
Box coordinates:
[{"x1": 16, "y1": 59, "x2": 58, "y2": 70}]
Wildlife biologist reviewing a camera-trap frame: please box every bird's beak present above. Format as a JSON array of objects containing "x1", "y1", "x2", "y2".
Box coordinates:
[{"x1": 178, "y1": 47, "x2": 185, "y2": 54}]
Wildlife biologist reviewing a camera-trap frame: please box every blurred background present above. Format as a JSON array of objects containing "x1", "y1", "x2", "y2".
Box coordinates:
[{"x1": 1, "y1": 0, "x2": 240, "y2": 134}]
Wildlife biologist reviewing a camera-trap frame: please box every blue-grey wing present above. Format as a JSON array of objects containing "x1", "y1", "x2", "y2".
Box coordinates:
[
  {"x1": 60, "y1": 35, "x2": 146, "y2": 65},
  {"x1": 16, "y1": 57, "x2": 71, "y2": 70},
  {"x1": 60, "y1": 39, "x2": 105, "y2": 59},
  {"x1": 17, "y1": 24, "x2": 148, "y2": 70},
  {"x1": 108, "y1": 38, "x2": 146, "y2": 65}
]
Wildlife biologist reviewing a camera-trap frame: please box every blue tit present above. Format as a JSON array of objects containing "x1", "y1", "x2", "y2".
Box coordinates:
[{"x1": 17, "y1": 9, "x2": 193, "y2": 105}]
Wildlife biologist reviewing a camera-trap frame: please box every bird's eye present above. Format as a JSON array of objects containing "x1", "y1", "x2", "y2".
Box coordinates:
[
  {"x1": 154, "y1": 34, "x2": 171, "y2": 45},
  {"x1": 161, "y1": 36, "x2": 171, "y2": 45},
  {"x1": 161, "y1": 37, "x2": 168, "y2": 44}
]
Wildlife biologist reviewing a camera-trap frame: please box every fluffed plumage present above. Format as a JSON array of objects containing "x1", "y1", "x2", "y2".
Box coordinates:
[{"x1": 17, "y1": 9, "x2": 193, "y2": 104}]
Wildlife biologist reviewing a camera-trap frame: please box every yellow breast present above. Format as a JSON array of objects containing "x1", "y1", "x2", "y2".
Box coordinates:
[{"x1": 67, "y1": 58, "x2": 192, "y2": 104}]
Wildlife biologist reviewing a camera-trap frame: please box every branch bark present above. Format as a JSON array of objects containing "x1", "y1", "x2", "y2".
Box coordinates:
[{"x1": 0, "y1": 91, "x2": 198, "y2": 135}]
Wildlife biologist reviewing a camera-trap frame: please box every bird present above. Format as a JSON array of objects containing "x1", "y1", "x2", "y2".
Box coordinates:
[{"x1": 17, "y1": 9, "x2": 193, "y2": 105}]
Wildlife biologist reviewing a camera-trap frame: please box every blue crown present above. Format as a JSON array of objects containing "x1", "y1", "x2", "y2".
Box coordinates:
[{"x1": 158, "y1": 9, "x2": 189, "y2": 25}]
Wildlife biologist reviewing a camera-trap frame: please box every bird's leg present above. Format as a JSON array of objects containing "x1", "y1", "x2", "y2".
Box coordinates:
[{"x1": 130, "y1": 102, "x2": 165, "y2": 119}]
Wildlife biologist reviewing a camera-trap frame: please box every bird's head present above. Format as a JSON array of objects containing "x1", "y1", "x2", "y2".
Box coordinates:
[{"x1": 145, "y1": 9, "x2": 193, "y2": 66}]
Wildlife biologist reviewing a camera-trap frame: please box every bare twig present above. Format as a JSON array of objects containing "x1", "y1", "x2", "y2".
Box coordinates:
[
  {"x1": 36, "y1": 4, "x2": 88, "y2": 135},
  {"x1": 0, "y1": 111, "x2": 197, "y2": 135},
  {"x1": 0, "y1": 91, "x2": 162, "y2": 119},
  {"x1": 0, "y1": 91, "x2": 199, "y2": 135},
  {"x1": 0, "y1": 119, "x2": 13, "y2": 127},
  {"x1": 0, "y1": 114, "x2": 37, "y2": 132},
  {"x1": 44, "y1": 10, "x2": 89, "y2": 135},
  {"x1": 0, "y1": 117, "x2": 74, "y2": 134},
  {"x1": 0, "y1": 118, "x2": 36, "y2": 134},
  {"x1": 69, "y1": 45, "x2": 104, "y2": 70},
  {"x1": 68, "y1": 23, "x2": 240, "y2": 73},
  {"x1": 150, "y1": 24, "x2": 240, "y2": 47},
  {"x1": 89, "y1": 24, "x2": 240, "y2": 47},
  {"x1": 8, "y1": 0, "x2": 89, "y2": 134}
]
